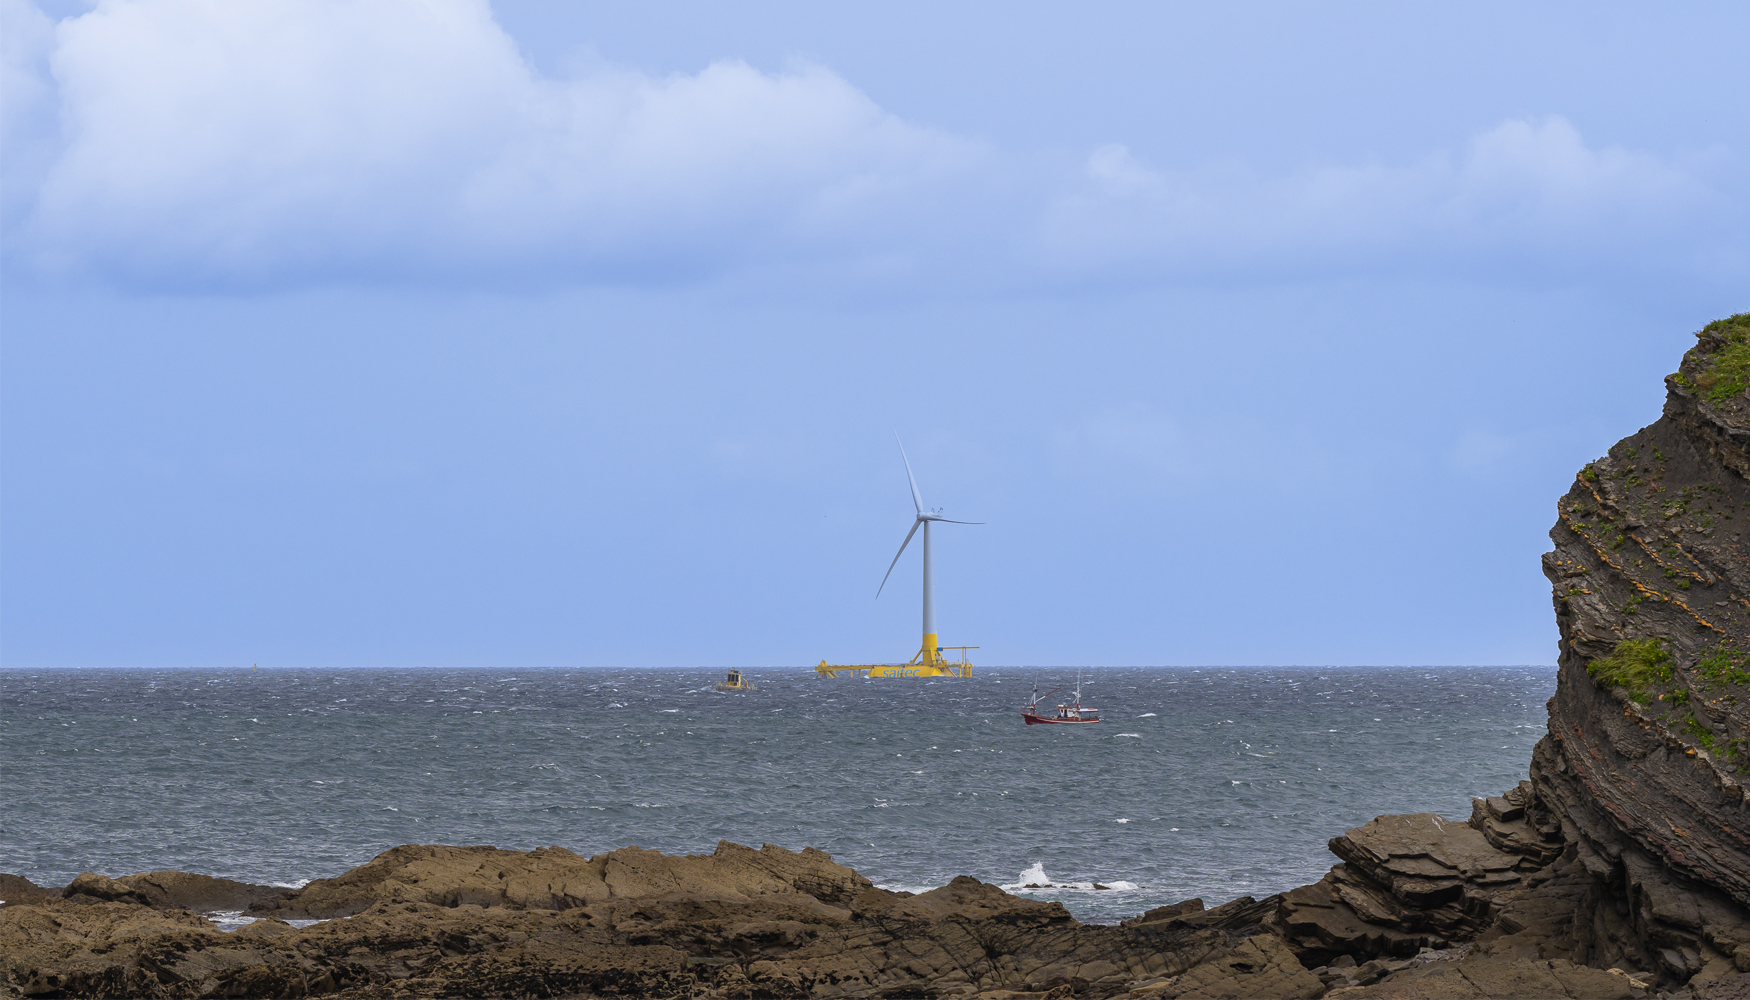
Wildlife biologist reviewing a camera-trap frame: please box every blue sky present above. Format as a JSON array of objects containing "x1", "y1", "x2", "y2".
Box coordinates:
[{"x1": 2, "y1": 1, "x2": 1746, "y2": 668}]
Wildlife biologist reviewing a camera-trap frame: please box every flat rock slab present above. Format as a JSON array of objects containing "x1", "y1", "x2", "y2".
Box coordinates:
[
  {"x1": 1324, "y1": 958, "x2": 1635, "y2": 999},
  {"x1": 118, "y1": 870, "x2": 284, "y2": 912},
  {"x1": 1333, "y1": 814, "x2": 1523, "y2": 880},
  {"x1": 1168, "y1": 934, "x2": 1326, "y2": 999},
  {"x1": 248, "y1": 840, "x2": 876, "y2": 920}
]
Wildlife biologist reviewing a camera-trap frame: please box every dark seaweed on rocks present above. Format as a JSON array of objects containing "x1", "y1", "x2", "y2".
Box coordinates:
[{"x1": 7, "y1": 314, "x2": 1750, "y2": 999}]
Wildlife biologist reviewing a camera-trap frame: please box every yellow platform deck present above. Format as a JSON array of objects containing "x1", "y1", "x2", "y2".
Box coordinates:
[{"x1": 816, "y1": 643, "x2": 975, "y2": 678}]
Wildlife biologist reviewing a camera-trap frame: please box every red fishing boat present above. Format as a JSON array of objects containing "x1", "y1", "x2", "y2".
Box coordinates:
[{"x1": 1021, "y1": 675, "x2": 1102, "y2": 725}]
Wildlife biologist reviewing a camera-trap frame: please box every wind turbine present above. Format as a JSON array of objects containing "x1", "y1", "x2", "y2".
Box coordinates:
[{"x1": 876, "y1": 438, "x2": 981, "y2": 667}]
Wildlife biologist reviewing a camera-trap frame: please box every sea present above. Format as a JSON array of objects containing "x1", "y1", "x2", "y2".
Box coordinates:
[{"x1": 2, "y1": 666, "x2": 1554, "y2": 924}]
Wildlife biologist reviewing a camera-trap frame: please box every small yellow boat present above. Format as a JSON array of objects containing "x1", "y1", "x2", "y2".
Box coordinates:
[{"x1": 715, "y1": 668, "x2": 756, "y2": 692}]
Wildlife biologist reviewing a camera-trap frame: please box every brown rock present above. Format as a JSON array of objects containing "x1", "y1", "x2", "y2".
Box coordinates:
[
  {"x1": 61, "y1": 871, "x2": 152, "y2": 907},
  {"x1": 1696, "y1": 973, "x2": 1750, "y2": 1000},
  {"x1": 116, "y1": 870, "x2": 285, "y2": 912},
  {"x1": 0, "y1": 843, "x2": 1297, "y2": 999},
  {"x1": 248, "y1": 839, "x2": 875, "y2": 920},
  {"x1": 0, "y1": 874, "x2": 59, "y2": 906},
  {"x1": 1166, "y1": 934, "x2": 1325, "y2": 999},
  {"x1": 1269, "y1": 811, "x2": 1548, "y2": 966},
  {"x1": 1124, "y1": 898, "x2": 1205, "y2": 927},
  {"x1": 1324, "y1": 958, "x2": 1634, "y2": 998}
]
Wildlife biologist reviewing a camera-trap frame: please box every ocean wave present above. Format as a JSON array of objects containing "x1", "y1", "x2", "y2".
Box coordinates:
[
  {"x1": 874, "y1": 882, "x2": 939, "y2": 895},
  {"x1": 205, "y1": 910, "x2": 255, "y2": 932},
  {"x1": 1000, "y1": 863, "x2": 1141, "y2": 894},
  {"x1": 206, "y1": 911, "x2": 332, "y2": 933}
]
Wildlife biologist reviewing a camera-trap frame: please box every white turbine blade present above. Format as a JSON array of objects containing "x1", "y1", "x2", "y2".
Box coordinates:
[
  {"x1": 932, "y1": 518, "x2": 983, "y2": 524},
  {"x1": 895, "y1": 435, "x2": 924, "y2": 514},
  {"x1": 876, "y1": 519, "x2": 922, "y2": 599}
]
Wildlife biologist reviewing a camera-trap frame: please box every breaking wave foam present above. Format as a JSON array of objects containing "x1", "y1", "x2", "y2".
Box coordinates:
[
  {"x1": 206, "y1": 911, "x2": 331, "y2": 933},
  {"x1": 1001, "y1": 862, "x2": 1140, "y2": 894}
]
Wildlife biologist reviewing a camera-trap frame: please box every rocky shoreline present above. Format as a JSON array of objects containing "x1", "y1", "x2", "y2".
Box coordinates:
[{"x1": 8, "y1": 315, "x2": 1750, "y2": 999}]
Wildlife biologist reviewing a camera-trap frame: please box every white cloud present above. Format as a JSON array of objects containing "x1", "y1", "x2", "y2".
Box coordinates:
[
  {"x1": 11, "y1": 0, "x2": 979, "y2": 286},
  {"x1": 0, "y1": 0, "x2": 1734, "y2": 290},
  {"x1": 1, "y1": 0, "x2": 58, "y2": 220},
  {"x1": 1041, "y1": 117, "x2": 1718, "y2": 281}
]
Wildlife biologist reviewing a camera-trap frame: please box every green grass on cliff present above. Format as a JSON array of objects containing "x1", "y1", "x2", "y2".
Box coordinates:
[
  {"x1": 1695, "y1": 644, "x2": 1750, "y2": 686},
  {"x1": 1587, "y1": 638, "x2": 1672, "y2": 701},
  {"x1": 1694, "y1": 313, "x2": 1750, "y2": 402},
  {"x1": 1682, "y1": 714, "x2": 1716, "y2": 749}
]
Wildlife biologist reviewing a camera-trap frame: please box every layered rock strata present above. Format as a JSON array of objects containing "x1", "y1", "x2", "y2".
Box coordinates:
[
  {"x1": 1269, "y1": 315, "x2": 1750, "y2": 997},
  {"x1": 1528, "y1": 314, "x2": 1750, "y2": 986},
  {"x1": 1268, "y1": 808, "x2": 1561, "y2": 966}
]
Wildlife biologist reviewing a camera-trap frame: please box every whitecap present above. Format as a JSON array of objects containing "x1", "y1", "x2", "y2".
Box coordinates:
[
  {"x1": 1114, "y1": 818, "x2": 1131, "y2": 824},
  {"x1": 207, "y1": 910, "x2": 335, "y2": 933},
  {"x1": 1115, "y1": 733, "x2": 1141, "y2": 738},
  {"x1": 875, "y1": 882, "x2": 941, "y2": 895},
  {"x1": 660, "y1": 709, "x2": 680, "y2": 713},
  {"x1": 1136, "y1": 712, "x2": 1158, "y2": 717},
  {"x1": 1000, "y1": 862, "x2": 1142, "y2": 894},
  {"x1": 206, "y1": 910, "x2": 256, "y2": 932}
]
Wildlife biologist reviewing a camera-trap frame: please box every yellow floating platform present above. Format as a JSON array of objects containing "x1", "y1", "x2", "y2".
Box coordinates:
[{"x1": 816, "y1": 640, "x2": 975, "y2": 678}]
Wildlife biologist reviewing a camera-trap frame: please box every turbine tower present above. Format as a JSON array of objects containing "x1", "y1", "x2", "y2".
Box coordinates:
[{"x1": 876, "y1": 438, "x2": 980, "y2": 667}]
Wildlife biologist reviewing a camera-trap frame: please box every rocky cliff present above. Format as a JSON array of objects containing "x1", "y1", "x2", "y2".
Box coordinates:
[
  {"x1": 1263, "y1": 314, "x2": 1750, "y2": 998},
  {"x1": 1531, "y1": 312, "x2": 1750, "y2": 985}
]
